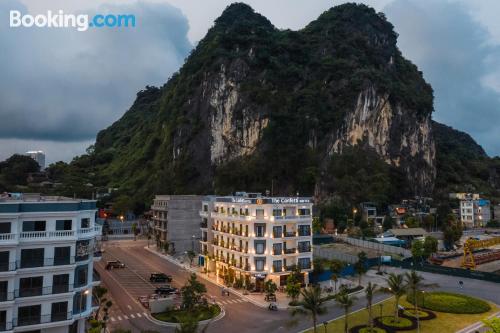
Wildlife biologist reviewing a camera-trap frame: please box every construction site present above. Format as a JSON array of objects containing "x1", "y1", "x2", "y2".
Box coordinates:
[{"x1": 431, "y1": 233, "x2": 500, "y2": 274}]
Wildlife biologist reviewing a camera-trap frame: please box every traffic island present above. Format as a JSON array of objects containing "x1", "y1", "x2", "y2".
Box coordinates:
[
  {"x1": 407, "y1": 291, "x2": 491, "y2": 314},
  {"x1": 400, "y1": 308, "x2": 436, "y2": 320},
  {"x1": 152, "y1": 304, "x2": 221, "y2": 323},
  {"x1": 373, "y1": 316, "x2": 417, "y2": 331},
  {"x1": 349, "y1": 325, "x2": 394, "y2": 333}
]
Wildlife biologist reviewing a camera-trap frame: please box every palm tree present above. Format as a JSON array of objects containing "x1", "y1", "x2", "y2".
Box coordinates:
[
  {"x1": 405, "y1": 270, "x2": 423, "y2": 307},
  {"x1": 291, "y1": 285, "x2": 326, "y2": 333},
  {"x1": 386, "y1": 273, "x2": 406, "y2": 322},
  {"x1": 336, "y1": 290, "x2": 357, "y2": 333},
  {"x1": 365, "y1": 282, "x2": 378, "y2": 332},
  {"x1": 330, "y1": 259, "x2": 344, "y2": 292}
]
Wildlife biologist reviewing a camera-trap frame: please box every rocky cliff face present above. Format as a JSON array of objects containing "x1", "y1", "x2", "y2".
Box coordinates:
[
  {"x1": 331, "y1": 86, "x2": 435, "y2": 192},
  {"x1": 86, "y1": 3, "x2": 438, "y2": 204}
]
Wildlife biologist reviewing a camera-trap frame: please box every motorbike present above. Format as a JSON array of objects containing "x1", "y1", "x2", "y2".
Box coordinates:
[{"x1": 268, "y1": 303, "x2": 278, "y2": 311}]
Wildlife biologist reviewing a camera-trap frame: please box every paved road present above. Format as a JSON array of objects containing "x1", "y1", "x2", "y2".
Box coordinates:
[
  {"x1": 98, "y1": 240, "x2": 500, "y2": 333},
  {"x1": 97, "y1": 240, "x2": 394, "y2": 333}
]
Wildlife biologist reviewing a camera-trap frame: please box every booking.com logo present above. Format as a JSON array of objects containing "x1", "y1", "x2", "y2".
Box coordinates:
[{"x1": 9, "y1": 10, "x2": 136, "y2": 31}]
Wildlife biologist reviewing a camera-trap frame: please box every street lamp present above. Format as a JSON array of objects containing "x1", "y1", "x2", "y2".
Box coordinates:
[{"x1": 323, "y1": 321, "x2": 328, "y2": 333}]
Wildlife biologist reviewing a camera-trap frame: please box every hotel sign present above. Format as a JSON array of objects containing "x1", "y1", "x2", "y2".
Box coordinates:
[{"x1": 220, "y1": 197, "x2": 312, "y2": 204}]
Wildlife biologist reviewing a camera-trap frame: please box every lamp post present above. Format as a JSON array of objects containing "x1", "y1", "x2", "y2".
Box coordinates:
[
  {"x1": 352, "y1": 208, "x2": 358, "y2": 223},
  {"x1": 323, "y1": 321, "x2": 328, "y2": 333}
]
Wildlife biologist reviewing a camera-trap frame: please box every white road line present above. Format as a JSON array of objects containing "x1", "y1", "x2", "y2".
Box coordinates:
[
  {"x1": 111, "y1": 317, "x2": 116, "y2": 322},
  {"x1": 136, "y1": 313, "x2": 142, "y2": 317},
  {"x1": 127, "y1": 305, "x2": 132, "y2": 310},
  {"x1": 117, "y1": 316, "x2": 122, "y2": 321},
  {"x1": 123, "y1": 315, "x2": 129, "y2": 320},
  {"x1": 143, "y1": 312, "x2": 148, "y2": 317},
  {"x1": 130, "y1": 314, "x2": 135, "y2": 318}
]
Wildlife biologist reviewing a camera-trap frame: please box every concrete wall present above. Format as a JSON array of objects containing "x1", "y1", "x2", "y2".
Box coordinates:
[{"x1": 167, "y1": 196, "x2": 203, "y2": 255}]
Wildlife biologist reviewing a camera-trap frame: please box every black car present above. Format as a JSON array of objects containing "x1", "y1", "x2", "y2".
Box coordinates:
[
  {"x1": 105, "y1": 260, "x2": 125, "y2": 270},
  {"x1": 155, "y1": 285, "x2": 178, "y2": 295},
  {"x1": 150, "y1": 272, "x2": 172, "y2": 283}
]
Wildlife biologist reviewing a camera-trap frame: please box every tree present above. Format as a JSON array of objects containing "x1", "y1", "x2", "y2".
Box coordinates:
[
  {"x1": 423, "y1": 236, "x2": 438, "y2": 258},
  {"x1": 93, "y1": 285, "x2": 112, "y2": 323},
  {"x1": 483, "y1": 317, "x2": 500, "y2": 333},
  {"x1": 330, "y1": 259, "x2": 344, "y2": 291},
  {"x1": 264, "y1": 280, "x2": 277, "y2": 299},
  {"x1": 181, "y1": 274, "x2": 207, "y2": 311},
  {"x1": 113, "y1": 195, "x2": 133, "y2": 217},
  {"x1": 336, "y1": 290, "x2": 356, "y2": 333},
  {"x1": 354, "y1": 251, "x2": 367, "y2": 286},
  {"x1": 186, "y1": 250, "x2": 196, "y2": 267},
  {"x1": 365, "y1": 282, "x2": 378, "y2": 333},
  {"x1": 405, "y1": 216, "x2": 420, "y2": 228},
  {"x1": 285, "y1": 274, "x2": 301, "y2": 302},
  {"x1": 175, "y1": 316, "x2": 198, "y2": 333},
  {"x1": 405, "y1": 271, "x2": 423, "y2": 307},
  {"x1": 411, "y1": 240, "x2": 424, "y2": 262},
  {"x1": 422, "y1": 214, "x2": 435, "y2": 231},
  {"x1": 386, "y1": 273, "x2": 406, "y2": 322},
  {"x1": 382, "y1": 215, "x2": 394, "y2": 232},
  {"x1": 291, "y1": 285, "x2": 326, "y2": 333},
  {"x1": 443, "y1": 214, "x2": 463, "y2": 250}
]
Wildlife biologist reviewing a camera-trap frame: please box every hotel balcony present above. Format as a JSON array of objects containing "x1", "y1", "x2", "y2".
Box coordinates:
[
  {"x1": 270, "y1": 214, "x2": 312, "y2": 222},
  {"x1": 298, "y1": 246, "x2": 312, "y2": 253},
  {"x1": 283, "y1": 248, "x2": 297, "y2": 255},
  {"x1": 200, "y1": 221, "x2": 208, "y2": 229},
  {"x1": 199, "y1": 210, "x2": 209, "y2": 218},
  {"x1": 0, "y1": 226, "x2": 102, "y2": 244},
  {"x1": 13, "y1": 311, "x2": 73, "y2": 328},
  {"x1": 283, "y1": 231, "x2": 297, "y2": 238}
]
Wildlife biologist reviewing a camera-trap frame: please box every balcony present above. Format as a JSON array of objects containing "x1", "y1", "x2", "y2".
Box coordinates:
[
  {"x1": 284, "y1": 248, "x2": 297, "y2": 254},
  {"x1": 283, "y1": 232, "x2": 297, "y2": 238},
  {"x1": 0, "y1": 233, "x2": 17, "y2": 244},
  {"x1": 14, "y1": 312, "x2": 72, "y2": 327},
  {"x1": 20, "y1": 230, "x2": 75, "y2": 242},
  {"x1": 298, "y1": 263, "x2": 312, "y2": 270},
  {"x1": 298, "y1": 231, "x2": 312, "y2": 237},
  {"x1": 17, "y1": 257, "x2": 76, "y2": 269},
  {"x1": 200, "y1": 222, "x2": 208, "y2": 229},
  {"x1": 272, "y1": 249, "x2": 282, "y2": 255},
  {"x1": 15, "y1": 285, "x2": 73, "y2": 298}
]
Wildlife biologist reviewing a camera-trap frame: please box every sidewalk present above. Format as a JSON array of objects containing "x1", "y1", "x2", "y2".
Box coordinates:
[
  {"x1": 456, "y1": 311, "x2": 500, "y2": 333},
  {"x1": 145, "y1": 246, "x2": 289, "y2": 309}
]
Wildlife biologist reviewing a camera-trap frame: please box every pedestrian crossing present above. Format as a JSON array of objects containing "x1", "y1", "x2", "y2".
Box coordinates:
[
  {"x1": 110, "y1": 312, "x2": 149, "y2": 322},
  {"x1": 217, "y1": 298, "x2": 247, "y2": 305}
]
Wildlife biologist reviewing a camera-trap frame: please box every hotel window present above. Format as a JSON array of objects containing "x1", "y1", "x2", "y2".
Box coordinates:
[
  {"x1": 298, "y1": 257, "x2": 311, "y2": 269},
  {"x1": 254, "y1": 224, "x2": 265, "y2": 237},
  {"x1": 272, "y1": 209, "x2": 282, "y2": 217},
  {"x1": 272, "y1": 243, "x2": 282, "y2": 255},
  {"x1": 298, "y1": 208, "x2": 311, "y2": 216},
  {"x1": 254, "y1": 241, "x2": 265, "y2": 255},
  {"x1": 273, "y1": 226, "x2": 282, "y2": 238},
  {"x1": 255, "y1": 258, "x2": 265, "y2": 271},
  {"x1": 56, "y1": 220, "x2": 72, "y2": 231},
  {"x1": 22, "y1": 221, "x2": 46, "y2": 232},
  {"x1": 0, "y1": 223, "x2": 11, "y2": 234},
  {"x1": 80, "y1": 218, "x2": 90, "y2": 229},
  {"x1": 256, "y1": 209, "x2": 264, "y2": 219},
  {"x1": 273, "y1": 260, "x2": 282, "y2": 272}
]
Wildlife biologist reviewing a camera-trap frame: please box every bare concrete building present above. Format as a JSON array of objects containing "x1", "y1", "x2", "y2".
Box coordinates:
[{"x1": 151, "y1": 195, "x2": 203, "y2": 255}]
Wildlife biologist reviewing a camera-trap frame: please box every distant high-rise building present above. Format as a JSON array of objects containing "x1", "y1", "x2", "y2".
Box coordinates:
[{"x1": 25, "y1": 151, "x2": 45, "y2": 169}]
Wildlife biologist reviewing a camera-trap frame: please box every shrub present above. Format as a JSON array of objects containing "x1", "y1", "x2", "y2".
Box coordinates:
[{"x1": 407, "y1": 291, "x2": 491, "y2": 314}]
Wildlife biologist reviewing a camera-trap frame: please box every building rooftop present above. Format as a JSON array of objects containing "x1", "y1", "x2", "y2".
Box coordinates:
[
  {"x1": 0, "y1": 192, "x2": 94, "y2": 203},
  {"x1": 386, "y1": 228, "x2": 427, "y2": 236}
]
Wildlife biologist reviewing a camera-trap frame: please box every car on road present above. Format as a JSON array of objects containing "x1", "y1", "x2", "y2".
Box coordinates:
[
  {"x1": 105, "y1": 260, "x2": 125, "y2": 270},
  {"x1": 154, "y1": 285, "x2": 178, "y2": 295},
  {"x1": 150, "y1": 272, "x2": 172, "y2": 283}
]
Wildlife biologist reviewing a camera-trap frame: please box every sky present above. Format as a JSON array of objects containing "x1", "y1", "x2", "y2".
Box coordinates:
[{"x1": 0, "y1": 0, "x2": 499, "y2": 164}]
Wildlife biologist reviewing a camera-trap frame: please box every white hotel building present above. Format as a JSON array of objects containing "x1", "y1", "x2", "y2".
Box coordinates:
[
  {"x1": 0, "y1": 193, "x2": 102, "y2": 333},
  {"x1": 200, "y1": 193, "x2": 313, "y2": 289}
]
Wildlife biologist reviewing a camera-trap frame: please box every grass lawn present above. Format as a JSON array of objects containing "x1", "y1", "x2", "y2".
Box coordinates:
[
  {"x1": 152, "y1": 305, "x2": 220, "y2": 323},
  {"x1": 305, "y1": 297, "x2": 498, "y2": 333}
]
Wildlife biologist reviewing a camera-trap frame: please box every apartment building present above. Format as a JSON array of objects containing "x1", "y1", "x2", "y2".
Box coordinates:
[
  {"x1": 460, "y1": 198, "x2": 491, "y2": 228},
  {"x1": 200, "y1": 193, "x2": 313, "y2": 290},
  {"x1": 151, "y1": 195, "x2": 203, "y2": 255},
  {"x1": 0, "y1": 193, "x2": 102, "y2": 333}
]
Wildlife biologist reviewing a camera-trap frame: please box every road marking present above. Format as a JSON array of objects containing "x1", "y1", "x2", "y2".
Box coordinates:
[
  {"x1": 123, "y1": 315, "x2": 129, "y2": 320},
  {"x1": 117, "y1": 316, "x2": 122, "y2": 321},
  {"x1": 143, "y1": 312, "x2": 148, "y2": 317},
  {"x1": 111, "y1": 317, "x2": 116, "y2": 322},
  {"x1": 130, "y1": 314, "x2": 135, "y2": 318},
  {"x1": 136, "y1": 313, "x2": 142, "y2": 317},
  {"x1": 127, "y1": 305, "x2": 132, "y2": 310}
]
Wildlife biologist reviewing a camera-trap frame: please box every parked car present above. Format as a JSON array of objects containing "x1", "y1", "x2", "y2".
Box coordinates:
[
  {"x1": 155, "y1": 285, "x2": 178, "y2": 295},
  {"x1": 105, "y1": 260, "x2": 125, "y2": 270},
  {"x1": 150, "y1": 272, "x2": 172, "y2": 283}
]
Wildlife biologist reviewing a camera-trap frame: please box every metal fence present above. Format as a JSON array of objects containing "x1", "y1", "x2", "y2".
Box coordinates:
[
  {"x1": 333, "y1": 236, "x2": 412, "y2": 257},
  {"x1": 388, "y1": 259, "x2": 500, "y2": 283},
  {"x1": 313, "y1": 246, "x2": 359, "y2": 263}
]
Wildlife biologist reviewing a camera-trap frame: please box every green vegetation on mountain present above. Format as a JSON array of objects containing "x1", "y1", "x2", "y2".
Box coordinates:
[
  {"x1": 1, "y1": 3, "x2": 497, "y2": 215},
  {"x1": 0, "y1": 155, "x2": 39, "y2": 191}
]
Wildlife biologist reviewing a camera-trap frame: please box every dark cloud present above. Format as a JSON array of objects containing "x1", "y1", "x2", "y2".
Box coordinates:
[
  {"x1": 384, "y1": 0, "x2": 500, "y2": 156},
  {"x1": 0, "y1": 0, "x2": 191, "y2": 142}
]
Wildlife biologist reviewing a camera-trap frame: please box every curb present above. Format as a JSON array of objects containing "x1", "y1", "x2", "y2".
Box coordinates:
[
  {"x1": 146, "y1": 305, "x2": 226, "y2": 327},
  {"x1": 144, "y1": 246, "x2": 286, "y2": 309},
  {"x1": 456, "y1": 310, "x2": 500, "y2": 333}
]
